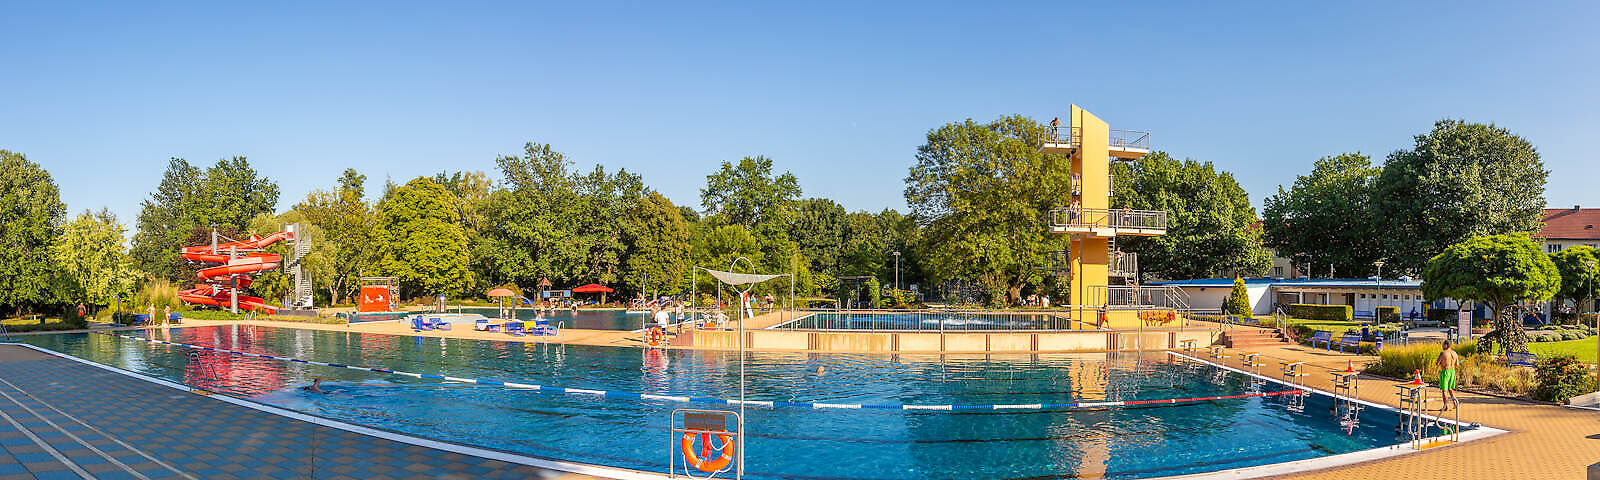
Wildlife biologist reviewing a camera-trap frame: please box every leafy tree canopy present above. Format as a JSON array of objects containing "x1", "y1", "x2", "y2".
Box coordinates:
[
  {"x1": 1422, "y1": 233, "x2": 1558, "y2": 353},
  {"x1": 1376, "y1": 120, "x2": 1548, "y2": 274},
  {"x1": 905, "y1": 115, "x2": 1065, "y2": 303},
  {"x1": 130, "y1": 157, "x2": 279, "y2": 281},
  {"x1": 52, "y1": 209, "x2": 140, "y2": 307},
  {"x1": 0, "y1": 151, "x2": 67, "y2": 311},
  {"x1": 1262, "y1": 153, "x2": 1383, "y2": 277},
  {"x1": 1550, "y1": 246, "x2": 1600, "y2": 321},
  {"x1": 376, "y1": 177, "x2": 471, "y2": 298},
  {"x1": 1113, "y1": 152, "x2": 1270, "y2": 280},
  {"x1": 701, "y1": 156, "x2": 800, "y2": 228}
]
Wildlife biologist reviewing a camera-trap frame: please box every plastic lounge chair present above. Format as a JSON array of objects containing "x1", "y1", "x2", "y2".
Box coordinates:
[
  {"x1": 168, "y1": 312, "x2": 183, "y2": 324},
  {"x1": 529, "y1": 319, "x2": 558, "y2": 336},
  {"x1": 504, "y1": 322, "x2": 526, "y2": 336},
  {"x1": 474, "y1": 319, "x2": 501, "y2": 332},
  {"x1": 411, "y1": 317, "x2": 434, "y2": 332},
  {"x1": 1507, "y1": 351, "x2": 1538, "y2": 367},
  {"x1": 1309, "y1": 331, "x2": 1333, "y2": 350},
  {"x1": 429, "y1": 317, "x2": 452, "y2": 331}
]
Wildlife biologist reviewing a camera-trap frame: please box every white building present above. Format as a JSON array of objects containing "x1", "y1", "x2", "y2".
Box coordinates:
[{"x1": 1152, "y1": 277, "x2": 1435, "y2": 318}]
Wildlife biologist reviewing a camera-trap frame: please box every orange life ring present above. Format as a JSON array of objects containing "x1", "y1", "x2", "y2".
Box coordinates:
[
  {"x1": 680, "y1": 432, "x2": 735, "y2": 472},
  {"x1": 646, "y1": 327, "x2": 665, "y2": 347}
]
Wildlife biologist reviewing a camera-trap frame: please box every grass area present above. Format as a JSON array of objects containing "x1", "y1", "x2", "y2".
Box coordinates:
[
  {"x1": 0, "y1": 315, "x2": 88, "y2": 332},
  {"x1": 178, "y1": 309, "x2": 347, "y2": 325},
  {"x1": 1529, "y1": 337, "x2": 1599, "y2": 364}
]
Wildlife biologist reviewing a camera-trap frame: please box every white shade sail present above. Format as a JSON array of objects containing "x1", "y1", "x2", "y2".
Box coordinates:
[{"x1": 703, "y1": 269, "x2": 791, "y2": 286}]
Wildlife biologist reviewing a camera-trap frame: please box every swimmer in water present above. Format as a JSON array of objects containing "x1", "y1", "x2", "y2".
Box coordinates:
[
  {"x1": 816, "y1": 366, "x2": 826, "y2": 377},
  {"x1": 302, "y1": 377, "x2": 325, "y2": 394}
]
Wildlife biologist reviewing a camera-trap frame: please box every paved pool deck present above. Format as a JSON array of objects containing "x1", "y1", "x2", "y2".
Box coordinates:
[
  {"x1": 1196, "y1": 341, "x2": 1600, "y2": 480},
  {"x1": 0, "y1": 344, "x2": 612, "y2": 480}
]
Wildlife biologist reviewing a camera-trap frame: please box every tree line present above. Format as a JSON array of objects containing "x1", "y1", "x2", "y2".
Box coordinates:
[{"x1": 0, "y1": 114, "x2": 1556, "y2": 314}]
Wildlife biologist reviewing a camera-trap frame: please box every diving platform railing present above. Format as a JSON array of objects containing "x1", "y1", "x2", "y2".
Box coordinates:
[
  {"x1": 1048, "y1": 207, "x2": 1168, "y2": 235},
  {"x1": 1089, "y1": 285, "x2": 1190, "y2": 310},
  {"x1": 1041, "y1": 126, "x2": 1151, "y2": 159},
  {"x1": 1042, "y1": 250, "x2": 1137, "y2": 279}
]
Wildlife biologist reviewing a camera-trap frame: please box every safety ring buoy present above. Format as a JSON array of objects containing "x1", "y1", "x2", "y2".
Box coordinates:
[
  {"x1": 680, "y1": 431, "x2": 735, "y2": 472},
  {"x1": 646, "y1": 328, "x2": 665, "y2": 347}
]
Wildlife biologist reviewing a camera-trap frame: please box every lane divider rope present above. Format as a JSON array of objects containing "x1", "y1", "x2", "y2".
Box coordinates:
[{"x1": 98, "y1": 331, "x2": 1302, "y2": 411}]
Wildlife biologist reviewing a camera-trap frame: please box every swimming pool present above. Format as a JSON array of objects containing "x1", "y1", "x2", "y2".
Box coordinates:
[
  {"x1": 23, "y1": 326, "x2": 1446, "y2": 479},
  {"x1": 778, "y1": 311, "x2": 1092, "y2": 330},
  {"x1": 453, "y1": 306, "x2": 645, "y2": 330}
]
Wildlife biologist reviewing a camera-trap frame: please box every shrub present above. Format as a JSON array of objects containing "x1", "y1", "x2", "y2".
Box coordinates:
[
  {"x1": 1367, "y1": 340, "x2": 1480, "y2": 379},
  {"x1": 1286, "y1": 304, "x2": 1352, "y2": 321},
  {"x1": 1224, "y1": 277, "x2": 1251, "y2": 316},
  {"x1": 1533, "y1": 355, "x2": 1593, "y2": 403},
  {"x1": 1377, "y1": 306, "x2": 1400, "y2": 323},
  {"x1": 1561, "y1": 331, "x2": 1580, "y2": 341}
]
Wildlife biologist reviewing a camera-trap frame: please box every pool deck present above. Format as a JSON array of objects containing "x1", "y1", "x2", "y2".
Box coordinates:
[
  {"x1": 0, "y1": 343, "x2": 622, "y2": 480},
  {"x1": 1196, "y1": 339, "x2": 1600, "y2": 479}
]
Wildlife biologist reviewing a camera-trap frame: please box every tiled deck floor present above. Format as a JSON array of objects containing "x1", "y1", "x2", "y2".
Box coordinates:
[{"x1": 0, "y1": 345, "x2": 596, "y2": 480}]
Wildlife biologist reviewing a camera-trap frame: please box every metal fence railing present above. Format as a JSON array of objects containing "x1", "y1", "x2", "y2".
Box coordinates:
[
  {"x1": 1048, "y1": 207, "x2": 1168, "y2": 232},
  {"x1": 763, "y1": 307, "x2": 1210, "y2": 333},
  {"x1": 1088, "y1": 285, "x2": 1190, "y2": 310},
  {"x1": 1041, "y1": 126, "x2": 1151, "y2": 152}
]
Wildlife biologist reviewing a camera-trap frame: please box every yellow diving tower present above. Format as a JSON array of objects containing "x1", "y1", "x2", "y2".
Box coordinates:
[{"x1": 1042, "y1": 105, "x2": 1182, "y2": 330}]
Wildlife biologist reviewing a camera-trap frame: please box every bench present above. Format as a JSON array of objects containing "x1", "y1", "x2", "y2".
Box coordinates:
[
  {"x1": 1309, "y1": 331, "x2": 1333, "y2": 350},
  {"x1": 1507, "y1": 351, "x2": 1538, "y2": 368},
  {"x1": 1336, "y1": 332, "x2": 1380, "y2": 354}
]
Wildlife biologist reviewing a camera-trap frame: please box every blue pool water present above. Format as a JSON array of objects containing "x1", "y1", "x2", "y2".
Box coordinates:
[
  {"x1": 23, "y1": 326, "x2": 1421, "y2": 479},
  {"x1": 782, "y1": 312, "x2": 1087, "y2": 330},
  {"x1": 453, "y1": 307, "x2": 644, "y2": 330}
]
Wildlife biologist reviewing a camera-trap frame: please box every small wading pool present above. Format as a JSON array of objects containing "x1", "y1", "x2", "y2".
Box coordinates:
[
  {"x1": 778, "y1": 311, "x2": 1092, "y2": 330},
  {"x1": 24, "y1": 326, "x2": 1468, "y2": 479}
]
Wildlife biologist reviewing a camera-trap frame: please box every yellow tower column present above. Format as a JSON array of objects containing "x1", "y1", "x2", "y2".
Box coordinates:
[{"x1": 1068, "y1": 105, "x2": 1111, "y2": 325}]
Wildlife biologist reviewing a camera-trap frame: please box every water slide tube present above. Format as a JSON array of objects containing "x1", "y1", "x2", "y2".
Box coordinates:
[{"x1": 177, "y1": 231, "x2": 294, "y2": 313}]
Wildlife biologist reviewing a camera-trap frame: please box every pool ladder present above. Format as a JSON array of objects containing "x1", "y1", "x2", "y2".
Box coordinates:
[
  {"x1": 188, "y1": 351, "x2": 220, "y2": 382},
  {"x1": 1395, "y1": 381, "x2": 1460, "y2": 449},
  {"x1": 1239, "y1": 353, "x2": 1267, "y2": 393},
  {"x1": 1278, "y1": 361, "x2": 1308, "y2": 413}
]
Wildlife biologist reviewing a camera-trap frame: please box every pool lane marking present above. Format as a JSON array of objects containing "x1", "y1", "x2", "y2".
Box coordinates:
[{"x1": 101, "y1": 332, "x2": 1303, "y2": 412}]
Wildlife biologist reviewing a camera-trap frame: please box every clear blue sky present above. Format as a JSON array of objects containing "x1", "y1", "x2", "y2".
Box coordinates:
[{"x1": 5, "y1": 2, "x2": 1598, "y2": 227}]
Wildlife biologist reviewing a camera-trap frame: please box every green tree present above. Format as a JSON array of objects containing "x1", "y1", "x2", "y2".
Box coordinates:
[
  {"x1": 1375, "y1": 120, "x2": 1548, "y2": 274},
  {"x1": 1422, "y1": 233, "x2": 1559, "y2": 354},
  {"x1": 131, "y1": 157, "x2": 279, "y2": 281},
  {"x1": 701, "y1": 156, "x2": 800, "y2": 228},
  {"x1": 1224, "y1": 277, "x2": 1251, "y2": 316},
  {"x1": 376, "y1": 177, "x2": 471, "y2": 298},
  {"x1": 1112, "y1": 152, "x2": 1271, "y2": 279},
  {"x1": 0, "y1": 151, "x2": 67, "y2": 313},
  {"x1": 789, "y1": 198, "x2": 849, "y2": 275},
  {"x1": 622, "y1": 192, "x2": 692, "y2": 296},
  {"x1": 294, "y1": 169, "x2": 376, "y2": 304},
  {"x1": 476, "y1": 143, "x2": 585, "y2": 289},
  {"x1": 905, "y1": 115, "x2": 1065, "y2": 304},
  {"x1": 1549, "y1": 246, "x2": 1600, "y2": 323},
  {"x1": 573, "y1": 166, "x2": 647, "y2": 291},
  {"x1": 691, "y1": 224, "x2": 762, "y2": 291},
  {"x1": 1262, "y1": 153, "x2": 1383, "y2": 277},
  {"x1": 52, "y1": 209, "x2": 140, "y2": 308}
]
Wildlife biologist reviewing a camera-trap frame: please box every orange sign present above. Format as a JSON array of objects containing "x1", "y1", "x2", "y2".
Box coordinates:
[{"x1": 359, "y1": 285, "x2": 393, "y2": 313}]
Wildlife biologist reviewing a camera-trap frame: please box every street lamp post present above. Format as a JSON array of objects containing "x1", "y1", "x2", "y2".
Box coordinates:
[
  {"x1": 893, "y1": 251, "x2": 902, "y2": 292},
  {"x1": 1374, "y1": 260, "x2": 1385, "y2": 323}
]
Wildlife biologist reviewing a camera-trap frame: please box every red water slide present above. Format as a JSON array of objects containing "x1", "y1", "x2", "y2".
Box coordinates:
[{"x1": 177, "y1": 231, "x2": 294, "y2": 313}]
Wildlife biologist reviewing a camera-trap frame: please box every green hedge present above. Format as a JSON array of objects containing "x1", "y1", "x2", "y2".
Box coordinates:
[
  {"x1": 1377, "y1": 306, "x2": 1399, "y2": 324},
  {"x1": 1286, "y1": 303, "x2": 1352, "y2": 321}
]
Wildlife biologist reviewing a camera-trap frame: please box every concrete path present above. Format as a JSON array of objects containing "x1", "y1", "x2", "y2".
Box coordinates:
[{"x1": 0, "y1": 344, "x2": 605, "y2": 480}]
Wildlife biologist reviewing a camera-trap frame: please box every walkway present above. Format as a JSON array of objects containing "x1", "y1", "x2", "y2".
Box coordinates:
[
  {"x1": 1199, "y1": 342, "x2": 1600, "y2": 479},
  {"x1": 0, "y1": 345, "x2": 604, "y2": 480}
]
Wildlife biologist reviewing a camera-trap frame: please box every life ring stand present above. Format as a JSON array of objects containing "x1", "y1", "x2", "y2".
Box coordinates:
[
  {"x1": 646, "y1": 327, "x2": 666, "y2": 347},
  {"x1": 680, "y1": 431, "x2": 735, "y2": 473}
]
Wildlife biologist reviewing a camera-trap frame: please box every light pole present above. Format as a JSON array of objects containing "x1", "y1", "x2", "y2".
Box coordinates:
[
  {"x1": 1374, "y1": 260, "x2": 1385, "y2": 323},
  {"x1": 893, "y1": 251, "x2": 902, "y2": 292}
]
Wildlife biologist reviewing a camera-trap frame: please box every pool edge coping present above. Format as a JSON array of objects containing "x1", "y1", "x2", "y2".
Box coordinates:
[
  {"x1": 4, "y1": 342, "x2": 673, "y2": 480},
  {"x1": 1153, "y1": 351, "x2": 1507, "y2": 480}
]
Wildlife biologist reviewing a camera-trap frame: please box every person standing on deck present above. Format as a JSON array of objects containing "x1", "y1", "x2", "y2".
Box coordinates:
[{"x1": 1437, "y1": 339, "x2": 1460, "y2": 410}]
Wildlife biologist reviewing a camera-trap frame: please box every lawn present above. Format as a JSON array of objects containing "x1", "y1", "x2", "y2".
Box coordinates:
[{"x1": 1528, "y1": 337, "x2": 1599, "y2": 364}]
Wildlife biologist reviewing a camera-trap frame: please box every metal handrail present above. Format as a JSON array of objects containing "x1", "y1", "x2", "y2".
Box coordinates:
[
  {"x1": 1041, "y1": 126, "x2": 1151, "y2": 151},
  {"x1": 1108, "y1": 251, "x2": 1137, "y2": 278},
  {"x1": 1048, "y1": 207, "x2": 1168, "y2": 231},
  {"x1": 1088, "y1": 285, "x2": 1189, "y2": 309},
  {"x1": 765, "y1": 307, "x2": 1203, "y2": 332}
]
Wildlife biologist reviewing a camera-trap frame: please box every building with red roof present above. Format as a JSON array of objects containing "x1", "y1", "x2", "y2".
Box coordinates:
[{"x1": 1538, "y1": 206, "x2": 1600, "y2": 253}]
